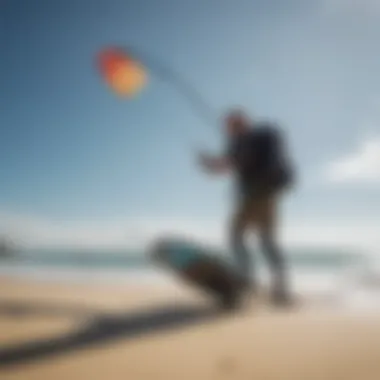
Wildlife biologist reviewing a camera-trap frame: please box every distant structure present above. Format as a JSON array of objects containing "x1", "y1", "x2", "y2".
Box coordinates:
[{"x1": 0, "y1": 236, "x2": 16, "y2": 258}]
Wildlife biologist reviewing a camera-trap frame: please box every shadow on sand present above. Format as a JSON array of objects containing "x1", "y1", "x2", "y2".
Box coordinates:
[
  {"x1": 0, "y1": 300, "x2": 103, "y2": 319},
  {"x1": 0, "y1": 301, "x2": 220, "y2": 370}
]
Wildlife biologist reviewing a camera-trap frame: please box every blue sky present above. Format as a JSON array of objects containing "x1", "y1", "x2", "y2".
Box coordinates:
[{"x1": 1, "y1": 0, "x2": 380, "y2": 248}]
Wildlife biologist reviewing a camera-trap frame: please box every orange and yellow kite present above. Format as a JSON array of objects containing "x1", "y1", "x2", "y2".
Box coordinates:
[{"x1": 97, "y1": 47, "x2": 147, "y2": 97}]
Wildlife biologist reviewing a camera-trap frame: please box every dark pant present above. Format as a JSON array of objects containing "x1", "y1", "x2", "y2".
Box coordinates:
[{"x1": 229, "y1": 187, "x2": 289, "y2": 299}]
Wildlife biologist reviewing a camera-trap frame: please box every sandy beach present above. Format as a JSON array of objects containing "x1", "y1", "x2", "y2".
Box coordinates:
[{"x1": 0, "y1": 277, "x2": 380, "y2": 380}]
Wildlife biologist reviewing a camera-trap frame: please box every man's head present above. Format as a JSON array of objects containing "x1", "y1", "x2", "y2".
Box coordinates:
[{"x1": 223, "y1": 109, "x2": 252, "y2": 138}]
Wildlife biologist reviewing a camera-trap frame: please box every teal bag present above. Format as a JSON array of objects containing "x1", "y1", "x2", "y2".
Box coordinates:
[{"x1": 166, "y1": 242, "x2": 204, "y2": 270}]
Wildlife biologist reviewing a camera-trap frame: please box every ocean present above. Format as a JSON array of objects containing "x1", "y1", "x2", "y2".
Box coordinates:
[{"x1": 1, "y1": 247, "x2": 380, "y2": 311}]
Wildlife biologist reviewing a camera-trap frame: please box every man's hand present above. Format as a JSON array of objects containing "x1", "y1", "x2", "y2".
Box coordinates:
[
  {"x1": 197, "y1": 151, "x2": 231, "y2": 174},
  {"x1": 198, "y1": 151, "x2": 214, "y2": 171}
]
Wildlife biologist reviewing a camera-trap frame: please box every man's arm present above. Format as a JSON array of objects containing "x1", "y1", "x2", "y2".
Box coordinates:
[{"x1": 198, "y1": 152, "x2": 231, "y2": 174}]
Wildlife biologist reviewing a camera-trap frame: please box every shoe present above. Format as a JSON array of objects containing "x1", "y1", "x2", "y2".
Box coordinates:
[
  {"x1": 271, "y1": 289, "x2": 295, "y2": 308},
  {"x1": 240, "y1": 276, "x2": 259, "y2": 295},
  {"x1": 222, "y1": 295, "x2": 239, "y2": 310}
]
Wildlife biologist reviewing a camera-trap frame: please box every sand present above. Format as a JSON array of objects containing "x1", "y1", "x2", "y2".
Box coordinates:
[{"x1": 1, "y1": 277, "x2": 380, "y2": 380}]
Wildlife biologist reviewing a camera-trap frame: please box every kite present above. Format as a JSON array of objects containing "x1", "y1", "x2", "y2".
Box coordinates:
[
  {"x1": 97, "y1": 47, "x2": 147, "y2": 97},
  {"x1": 96, "y1": 45, "x2": 215, "y2": 127}
]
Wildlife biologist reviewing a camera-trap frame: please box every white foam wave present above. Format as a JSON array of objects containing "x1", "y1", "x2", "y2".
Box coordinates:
[{"x1": 1, "y1": 260, "x2": 380, "y2": 312}]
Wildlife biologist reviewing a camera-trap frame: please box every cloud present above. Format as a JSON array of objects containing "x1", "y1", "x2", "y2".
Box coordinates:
[
  {"x1": 324, "y1": 136, "x2": 380, "y2": 184},
  {"x1": 0, "y1": 210, "x2": 379, "y2": 251},
  {"x1": 322, "y1": 0, "x2": 380, "y2": 14}
]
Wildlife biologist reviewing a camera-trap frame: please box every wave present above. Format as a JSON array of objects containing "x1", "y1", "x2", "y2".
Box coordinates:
[{"x1": 1, "y1": 247, "x2": 379, "y2": 312}]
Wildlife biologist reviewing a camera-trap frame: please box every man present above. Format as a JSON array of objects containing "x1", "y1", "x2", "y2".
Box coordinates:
[{"x1": 198, "y1": 110, "x2": 295, "y2": 305}]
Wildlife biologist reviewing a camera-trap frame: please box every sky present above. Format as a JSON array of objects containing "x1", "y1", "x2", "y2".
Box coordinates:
[{"x1": 1, "y1": 0, "x2": 380, "y2": 249}]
